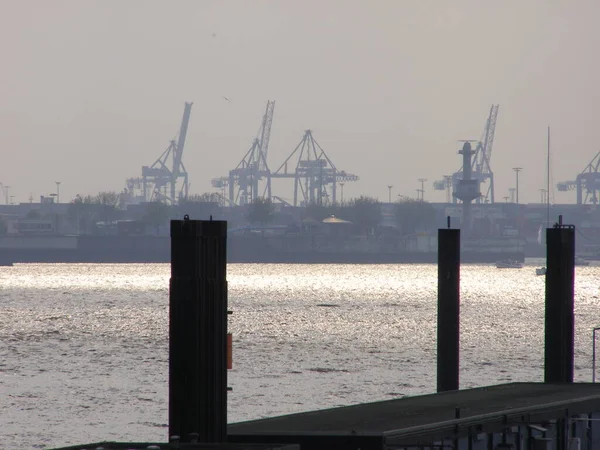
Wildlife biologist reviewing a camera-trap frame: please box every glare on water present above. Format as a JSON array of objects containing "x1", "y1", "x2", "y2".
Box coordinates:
[{"x1": 0, "y1": 262, "x2": 599, "y2": 448}]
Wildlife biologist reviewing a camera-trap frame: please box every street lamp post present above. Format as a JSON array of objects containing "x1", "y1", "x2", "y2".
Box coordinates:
[
  {"x1": 339, "y1": 183, "x2": 345, "y2": 205},
  {"x1": 55, "y1": 181, "x2": 61, "y2": 204},
  {"x1": 49, "y1": 194, "x2": 58, "y2": 234},
  {"x1": 513, "y1": 168, "x2": 522, "y2": 204},
  {"x1": 387, "y1": 185, "x2": 393, "y2": 203},
  {"x1": 418, "y1": 178, "x2": 427, "y2": 201}
]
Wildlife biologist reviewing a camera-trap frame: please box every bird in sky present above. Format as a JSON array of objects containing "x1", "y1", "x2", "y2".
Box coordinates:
[{"x1": 222, "y1": 96, "x2": 232, "y2": 103}]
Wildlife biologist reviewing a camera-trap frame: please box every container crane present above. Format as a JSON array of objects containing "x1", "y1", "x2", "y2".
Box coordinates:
[
  {"x1": 271, "y1": 130, "x2": 358, "y2": 207},
  {"x1": 557, "y1": 151, "x2": 600, "y2": 204},
  {"x1": 138, "y1": 102, "x2": 192, "y2": 204},
  {"x1": 213, "y1": 101, "x2": 275, "y2": 206}
]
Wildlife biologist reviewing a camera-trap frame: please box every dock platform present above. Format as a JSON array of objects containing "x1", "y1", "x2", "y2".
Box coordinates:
[
  {"x1": 51, "y1": 443, "x2": 299, "y2": 450},
  {"x1": 227, "y1": 382, "x2": 600, "y2": 449}
]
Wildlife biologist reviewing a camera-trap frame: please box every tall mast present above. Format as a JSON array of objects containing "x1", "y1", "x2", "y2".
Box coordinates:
[{"x1": 547, "y1": 126, "x2": 550, "y2": 226}]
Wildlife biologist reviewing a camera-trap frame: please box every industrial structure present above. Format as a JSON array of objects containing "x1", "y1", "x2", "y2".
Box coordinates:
[
  {"x1": 271, "y1": 130, "x2": 358, "y2": 207},
  {"x1": 212, "y1": 101, "x2": 275, "y2": 206},
  {"x1": 213, "y1": 101, "x2": 358, "y2": 207},
  {"x1": 434, "y1": 104, "x2": 499, "y2": 204},
  {"x1": 557, "y1": 150, "x2": 600, "y2": 204},
  {"x1": 125, "y1": 102, "x2": 193, "y2": 205},
  {"x1": 453, "y1": 141, "x2": 481, "y2": 233}
]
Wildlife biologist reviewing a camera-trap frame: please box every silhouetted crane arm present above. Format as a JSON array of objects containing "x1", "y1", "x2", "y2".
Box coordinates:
[{"x1": 172, "y1": 102, "x2": 193, "y2": 179}]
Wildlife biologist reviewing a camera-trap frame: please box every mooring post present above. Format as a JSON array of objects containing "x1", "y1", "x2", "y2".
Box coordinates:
[
  {"x1": 593, "y1": 327, "x2": 600, "y2": 383},
  {"x1": 169, "y1": 215, "x2": 228, "y2": 443},
  {"x1": 544, "y1": 216, "x2": 575, "y2": 383},
  {"x1": 437, "y1": 220, "x2": 460, "y2": 392}
]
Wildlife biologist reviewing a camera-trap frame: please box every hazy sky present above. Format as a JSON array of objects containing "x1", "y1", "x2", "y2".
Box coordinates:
[{"x1": 1, "y1": 0, "x2": 599, "y2": 205}]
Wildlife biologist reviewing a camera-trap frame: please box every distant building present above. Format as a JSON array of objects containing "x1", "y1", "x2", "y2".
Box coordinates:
[{"x1": 6, "y1": 219, "x2": 55, "y2": 236}]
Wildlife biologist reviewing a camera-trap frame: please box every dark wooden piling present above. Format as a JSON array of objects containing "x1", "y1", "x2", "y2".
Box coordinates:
[
  {"x1": 544, "y1": 218, "x2": 575, "y2": 383},
  {"x1": 169, "y1": 216, "x2": 228, "y2": 443},
  {"x1": 437, "y1": 226, "x2": 460, "y2": 392}
]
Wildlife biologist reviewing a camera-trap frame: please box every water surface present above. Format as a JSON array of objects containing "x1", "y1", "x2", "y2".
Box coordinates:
[{"x1": 0, "y1": 262, "x2": 598, "y2": 448}]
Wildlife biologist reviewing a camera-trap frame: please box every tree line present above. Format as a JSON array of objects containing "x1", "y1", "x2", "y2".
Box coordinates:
[
  {"x1": 246, "y1": 195, "x2": 436, "y2": 235},
  {"x1": 0, "y1": 191, "x2": 437, "y2": 237}
]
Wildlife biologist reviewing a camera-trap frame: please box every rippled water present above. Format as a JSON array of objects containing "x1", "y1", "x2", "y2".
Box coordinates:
[{"x1": 1, "y1": 262, "x2": 599, "y2": 448}]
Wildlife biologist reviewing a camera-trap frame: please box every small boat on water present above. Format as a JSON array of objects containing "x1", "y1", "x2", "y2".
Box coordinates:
[
  {"x1": 535, "y1": 267, "x2": 546, "y2": 276},
  {"x1": 496, "y1": 259, "x2": 524, "y2": 269}
]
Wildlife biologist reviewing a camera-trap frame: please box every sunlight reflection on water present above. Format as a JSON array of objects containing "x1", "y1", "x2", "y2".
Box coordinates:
[{"x1": 1, "y1": 262, "x2": 599, "y2": 448}]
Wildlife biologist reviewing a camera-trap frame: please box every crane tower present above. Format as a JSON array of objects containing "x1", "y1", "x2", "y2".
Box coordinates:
[
  {"x1": 213, "y1": 101, "x2": 275, "y2": 206},
  {"x1": 138, "y1": 102, "x2": 193, "y2": 204},
  {"x1": 454, "y1": 141, "x2": 481, "y2": 233}
]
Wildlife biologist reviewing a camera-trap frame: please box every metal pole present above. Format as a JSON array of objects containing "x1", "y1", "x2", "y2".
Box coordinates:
[
  {"x1": 418, "y1": 178, "x2": 427, "y2": 201},
  {"x1": 55, "y1": 181, "x2": 61, "y2": 204},
  {"x1": 593, "y1": 327, "x2": 600, "y2": 383},
  {"x1": 437, "y1": 220, "x2": 460, "y2": 392},
  {"x1": 544, "y1": 217, "x2": 575, "y2": 383},
  {"x1": 547, "y1": 126, "x2": 551, "y2": 225},
  {"x1": 169, "y1": 215, "x2": 228, "y2": 443},
  {"x1": 513, "y1": 168, "x2": 522, "y2": 204}
]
